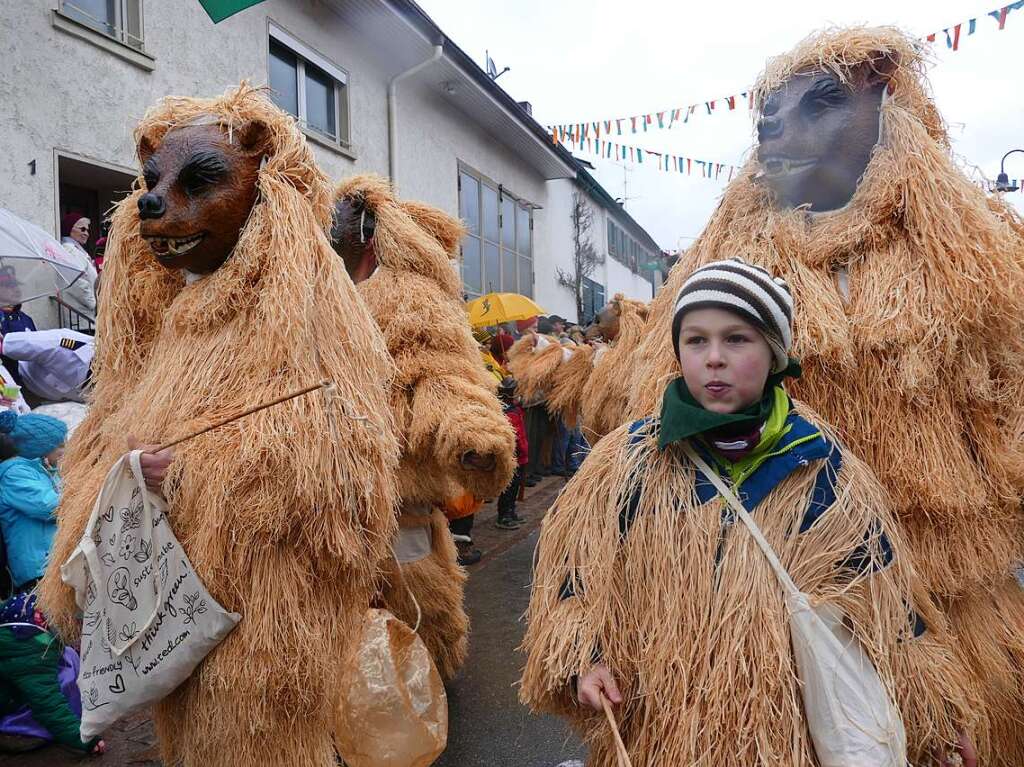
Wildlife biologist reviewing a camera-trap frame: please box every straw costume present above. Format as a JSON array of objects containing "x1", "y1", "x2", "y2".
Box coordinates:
[
  {"x1": 522, "y1": 259, "x2": 978, "y2": 766},
  {"x1": 578, "y1": 295, "x2": 648, "y2": 444},
  {"x1": 38, "y1": 85, "x2": 400, "y2": 767},
  {"x1": 333, "y1": 176, "x2": 516, "y2": 680},
  {"x1": 546, "y1": 341, "x2": 595, "y2": 430},
  {"x1": 507, "y1": 332, "x2": 566, "y2": 405},
  {"x1": 625, "y1": 27, "x2": 1024, "y2": 763}
]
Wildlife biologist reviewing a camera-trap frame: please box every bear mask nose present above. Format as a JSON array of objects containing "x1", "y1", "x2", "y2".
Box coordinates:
[{"x1": 137, "y1": 192, "x2": 166, "y2": 220}]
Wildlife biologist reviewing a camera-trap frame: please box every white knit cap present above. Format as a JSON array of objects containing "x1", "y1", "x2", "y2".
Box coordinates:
[{"x1": 672, "y1": 257, "x2": 794, "y2": 373}]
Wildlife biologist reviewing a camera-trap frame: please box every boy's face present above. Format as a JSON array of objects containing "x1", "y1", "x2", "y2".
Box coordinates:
[{"x1": 677, "y1": 308, "x2": 773, "y2": 414}]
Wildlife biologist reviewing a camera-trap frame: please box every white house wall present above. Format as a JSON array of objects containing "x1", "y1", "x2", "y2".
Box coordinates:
[{"x1": 0, "y1": 0, "x2": 655, "y2": 329}]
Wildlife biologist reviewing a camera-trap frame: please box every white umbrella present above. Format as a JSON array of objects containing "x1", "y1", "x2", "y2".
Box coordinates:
[{"x1": 0, "y1": 207, "x2": 86, "y2": 306}]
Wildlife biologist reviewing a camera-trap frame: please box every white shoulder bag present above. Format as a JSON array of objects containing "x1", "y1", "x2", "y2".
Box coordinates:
[
  {"x1": 60, "y1": 450, "x2": 240, "y2": 739},
  {"x1": 682, "y1": 442, "x2": 907, "y2": 767}
]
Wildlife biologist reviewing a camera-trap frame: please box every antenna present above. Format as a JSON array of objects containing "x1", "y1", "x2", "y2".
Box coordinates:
[
  {"x1": 609, "y1": 160, "x2": 637, "y2": 210},
  {"x1": 485, "y1": 50, "x2": 510, "y2": 81}
]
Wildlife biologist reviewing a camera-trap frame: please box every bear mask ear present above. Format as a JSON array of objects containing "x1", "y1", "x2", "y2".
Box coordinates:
[
  {"x1": 235, "y1": 120, "x2": 269, "y2": 155},
  {"x1": 137, "y1": 133, "x2": 158, "y2": 165}
]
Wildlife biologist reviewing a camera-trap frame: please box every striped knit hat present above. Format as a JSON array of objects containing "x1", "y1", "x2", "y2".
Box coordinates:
[{"x1": 671, "y1": 257, "x2": 794, "y2": 373}]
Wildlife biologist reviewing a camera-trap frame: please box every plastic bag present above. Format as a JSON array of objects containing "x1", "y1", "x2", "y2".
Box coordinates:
[
  {"x1": 335, "y1": 609, "x2": 447, "y2": 767},
  {"x1": 60, "y1": 450, "x2": 240, "y2": 739}
]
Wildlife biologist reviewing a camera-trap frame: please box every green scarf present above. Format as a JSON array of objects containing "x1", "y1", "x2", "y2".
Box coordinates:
[{"x1": 657, "y1": 360, "x2": 801, "y2": 450}]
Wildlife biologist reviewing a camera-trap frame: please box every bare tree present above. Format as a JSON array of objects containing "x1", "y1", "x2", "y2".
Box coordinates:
[{"x1": 557, "y1": 191, "x2": 604, "y2": 322}]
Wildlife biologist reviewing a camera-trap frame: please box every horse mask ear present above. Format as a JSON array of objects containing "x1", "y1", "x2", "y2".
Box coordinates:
[
  {"x1": 234, "y1": 120, "x2": 269, "y2": 156},
  {"x1": 857, "y1": 52, "x2": 899, "y2": 92}
]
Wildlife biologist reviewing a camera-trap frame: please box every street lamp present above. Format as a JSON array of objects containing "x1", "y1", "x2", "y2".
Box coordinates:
[{"x1": 995, "y1": 149, "x2": 1023, "y2": 192}]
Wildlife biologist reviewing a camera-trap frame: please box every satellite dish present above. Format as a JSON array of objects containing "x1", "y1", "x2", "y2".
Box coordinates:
[{"x1": 485, "y1": 50, "x2": 510, "y2": 81}]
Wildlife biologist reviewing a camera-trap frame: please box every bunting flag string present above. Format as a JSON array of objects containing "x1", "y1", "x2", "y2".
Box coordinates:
[
  {"x1": 561, "y1": 133, "x2": 740, "y2": 182},
  {"x1": 546, "y1": 2, "x2": 1022, "y2": 139}
]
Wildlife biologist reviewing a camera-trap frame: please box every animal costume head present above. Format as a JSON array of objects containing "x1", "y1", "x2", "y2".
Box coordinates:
[
  {"x1": 627, "y1": 27, "x2": 1024, "y2": 599},
  {"x1": 40, "y1": 85, "x2": 400, "y2": 767},
  {"x1": 332, "y1": 175, "x2": 515, "y2": 506},
  {"x1": 577, "y1": 294, "x2": 649, "y2": 442}
]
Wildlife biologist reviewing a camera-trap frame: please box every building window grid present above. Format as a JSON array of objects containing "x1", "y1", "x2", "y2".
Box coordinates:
[
  {"x1": 607, "y1": 220, "x2": 652, "y2": 279},
  {"x1": 60, "y1": 0, "x2": 144, "y2": 49},
  {"x1": 458, "y1": 167, "x2": 533, "y2": 301},
  {"x1": 268, "y1": 35, "x2": 350, "y2": 147}
]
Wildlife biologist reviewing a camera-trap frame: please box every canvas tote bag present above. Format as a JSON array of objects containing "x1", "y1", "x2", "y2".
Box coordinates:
[
  {"x1": 60, "y1": 450, "x2": 240, "y2": 739},
  {"x1": 682, "y1": 442, "x2": 907, "y2": 767}
]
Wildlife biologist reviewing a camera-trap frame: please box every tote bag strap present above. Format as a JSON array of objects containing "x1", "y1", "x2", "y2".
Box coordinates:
[{"x1": 681, "y1": 441, "x2": 801, "y2": 599}]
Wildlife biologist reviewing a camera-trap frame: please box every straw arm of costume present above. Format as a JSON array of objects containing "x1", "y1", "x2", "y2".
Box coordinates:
[
  {"x1": 382, "y1": 277, "x2": 516, "y2": 500},
  {"x1": 520, "y1": 408, "x2": 976, "y2": 764}
]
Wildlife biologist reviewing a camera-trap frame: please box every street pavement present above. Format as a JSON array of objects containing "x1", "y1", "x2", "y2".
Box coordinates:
[{"x1": 0, "y1": 475, "x2": 584, "y2": 767}]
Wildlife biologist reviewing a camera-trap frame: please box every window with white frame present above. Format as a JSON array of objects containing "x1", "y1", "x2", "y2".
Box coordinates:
[
  {"x1": 458, "y1": 166, "x2": 533, "y2": 300},
  {"x1": 268, "y1": 24, "x2": 350, "y2": 147},
  {"x1": 60, "y1": 0, "x2": 144, "y2": 50}
]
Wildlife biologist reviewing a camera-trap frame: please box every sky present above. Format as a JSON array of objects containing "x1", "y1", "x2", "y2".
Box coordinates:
[{"x1": 417, "y1": 0, "x2": 1024, "y2": 250}]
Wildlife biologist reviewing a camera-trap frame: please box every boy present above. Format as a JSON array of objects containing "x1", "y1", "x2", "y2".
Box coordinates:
[{"x1": 520, "y1": 259, "x2": 977, "y2": 766}]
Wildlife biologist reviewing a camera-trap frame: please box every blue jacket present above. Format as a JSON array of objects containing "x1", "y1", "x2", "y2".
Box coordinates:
[{"x1": 0, "y1": 458, "x2": 60, "y2": 588}]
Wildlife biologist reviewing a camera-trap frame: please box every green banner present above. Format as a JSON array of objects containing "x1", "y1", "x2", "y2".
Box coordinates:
[{"x1": 198, "y1": 0, "x2": 267, "y2": 23}]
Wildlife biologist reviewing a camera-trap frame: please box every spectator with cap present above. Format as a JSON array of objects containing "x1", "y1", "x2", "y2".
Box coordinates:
[
  {"x1": 0, "y1": 410, "x2": 66, "y2": 594},
  {"x1": 0, "y1": 330, "x2": 93, "y2": 405},
  {"x1": 514, "y1": 316, "x2": 538, "y2": 339}
]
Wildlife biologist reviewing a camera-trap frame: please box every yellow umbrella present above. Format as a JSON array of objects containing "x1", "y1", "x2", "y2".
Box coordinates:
[{"x1": 466, "y1": 292, "x2": 545, "y2": 328}]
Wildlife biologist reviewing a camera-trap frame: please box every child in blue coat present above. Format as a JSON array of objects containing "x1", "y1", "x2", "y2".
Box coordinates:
[{"x1": 0, "y1": 411, "x2": 67, "y2": 593}]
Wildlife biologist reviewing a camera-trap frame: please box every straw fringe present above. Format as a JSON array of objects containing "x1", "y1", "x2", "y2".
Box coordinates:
[
  {"x1": 579, "y1": 295, "x2": 648, "y2": 444},
  {"x1": 944, "y1": 580, "x2": 1024, "y2": 767},
  {"x1": 507, "y1": 335, "x2": 565, "y2": 404},
  {"x1": 377, "y1": 508, "x2": 468, "y2": 681},
  {"x1": 521, "y1": 406, "x2": 975, "y2": 765},
  {"x1": 334, "y1": 177, "x2": 514, "y2": 679},
  {"x1": 626, "y1": 27, "x2": 1024, "y2": 601},
  {"x1": 547, "y1": 343, "x2": 595, "y2": 429},
  {"x1": 39, "y1": 84, "x2": 400, "y2": 767}
]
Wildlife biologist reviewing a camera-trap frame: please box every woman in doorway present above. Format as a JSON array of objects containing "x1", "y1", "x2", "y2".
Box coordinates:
[{"x1": 58, "y1": 212, "x2": 98, "y2": 319}]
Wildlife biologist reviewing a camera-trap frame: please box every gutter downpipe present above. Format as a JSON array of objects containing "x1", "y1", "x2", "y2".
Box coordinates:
[{"x1": 388, "y1": 43, "x2": 444, "y2": 187}]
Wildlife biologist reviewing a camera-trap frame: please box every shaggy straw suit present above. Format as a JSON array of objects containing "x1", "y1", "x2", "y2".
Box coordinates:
[
  {"x1": 625, "y1": 27, "x2": 1024, "y2": 764},
  {"x1": 335, "y1": 176, "x2": 515, "y2": 680},
  {"x1": 578, "y1": 294, "x2": 649, "y2": 444},
  {"x1": 39, "y1": 85, "x2": 401, "y2": 767},
  {"x1": 520, "y1": 413, "x2": 977, "y2": 766}
]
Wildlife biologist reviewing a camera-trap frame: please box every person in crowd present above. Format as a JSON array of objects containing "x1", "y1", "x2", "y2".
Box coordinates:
[
  {"x1": 487, "y1": 330, "x2": 514, "y2": 379},
  {"x1": 520, "y1": 259, "x2": 978, "y2": 766},
  {"x1": 0, "y1": 410, "x2": 66, "y2": 594},
  {"x1": 446, "y1": 491, "x2": 484, "y2": 566},
  {"x1": 57, "y1": 212, "x2": 98, "y2": 319},
  {"x1": 0, "y1": 307, "x2": 35, "y2": 336},
  {"x1": 496, "y1": 377, "x2": 529, "y2": 530},
  {"x1": 0, "y1": 591, "x2": 105, "y2": 755},
  {"x1": 522, "y1": 317, "x2": 557, "y2": 485},
  {"x1": 514, "y1": 315, "x2": 538, "y2": 339},
  {"x1": 91, "y1": 235, "x2": 106, "y2": 275},
  {"x1": 0, "y1": 362, "x2": 30, "y2": 415},
  {"x1": 0, "y1": 330, "x2": 93, "y2": 405}
]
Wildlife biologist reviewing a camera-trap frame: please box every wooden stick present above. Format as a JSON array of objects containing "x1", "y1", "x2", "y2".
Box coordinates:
[
  {"x1": 601, "y1": 694, "x2": 633, "y2": 767},
  {"x1": 153, "y1": 380, "x2": 329, "y2": 453}
]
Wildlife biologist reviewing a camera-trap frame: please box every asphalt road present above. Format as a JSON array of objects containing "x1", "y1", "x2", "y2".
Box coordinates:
[{"x1": 436, "y1": 525, "x2": 585, "y2": 767}]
